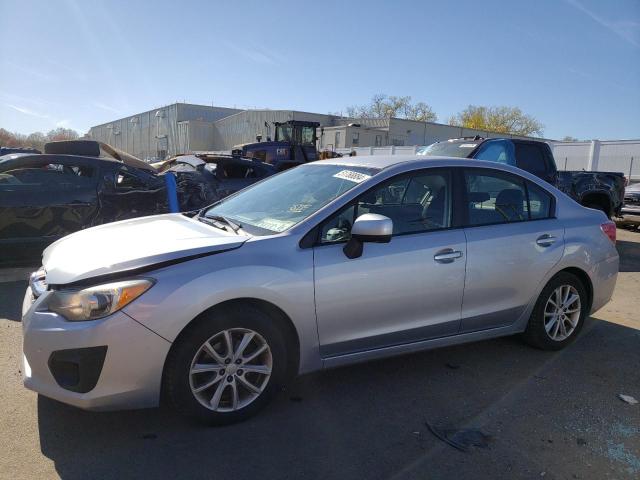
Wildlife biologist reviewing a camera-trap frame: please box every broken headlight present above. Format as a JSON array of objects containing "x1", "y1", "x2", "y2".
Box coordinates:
[{"x1": 45, "y1": 279, "x2": 154, "y2": 322}]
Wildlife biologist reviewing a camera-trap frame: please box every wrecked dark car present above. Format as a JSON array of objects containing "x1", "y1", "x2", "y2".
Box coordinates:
[
  {"x1": 0, "y1": 141, "x2": 212, "y2": 263},
  {"x1": 161, "y1": 153, "x2": 278, "y2": 202}
]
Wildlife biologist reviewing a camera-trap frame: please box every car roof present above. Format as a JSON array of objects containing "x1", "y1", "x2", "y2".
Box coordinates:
[
  {"x1": 313, "y1": 154, "x2": 546, "y2": 181},
  {"x1": 316, "y1": 154, "x2": 497, "y2": 170},
  {"x1": 0, "y1": 153, "x2": 137, "y2": 171}
]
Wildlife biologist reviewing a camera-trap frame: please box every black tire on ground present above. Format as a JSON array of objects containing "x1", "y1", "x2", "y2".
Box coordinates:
[
  {"x1": 164, "y1": 304, "x2": 289, "y2": 425},
  {"x1": 522, "y1": 272, "x2": 589, "y2": 351}
]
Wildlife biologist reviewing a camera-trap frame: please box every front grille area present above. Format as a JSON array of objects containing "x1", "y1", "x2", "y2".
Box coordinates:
[{"x1": 29, "y1": 268, "x2": 47, "y2": 299}]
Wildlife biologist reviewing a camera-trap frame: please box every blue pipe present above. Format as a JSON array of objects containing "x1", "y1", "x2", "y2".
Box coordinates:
[{"x1": 164, "y1": 172, "x2": 179, "y2": 213}]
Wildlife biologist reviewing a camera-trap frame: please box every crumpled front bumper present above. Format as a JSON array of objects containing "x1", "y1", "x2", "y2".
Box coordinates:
[{"x1": 22, "y1": 286, "x2": 172, "y2": 411}]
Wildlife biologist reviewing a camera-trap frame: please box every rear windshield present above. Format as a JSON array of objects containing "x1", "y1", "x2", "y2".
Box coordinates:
[{"x1": 417, "y1": 141, "x2": 478, "y2": 158}]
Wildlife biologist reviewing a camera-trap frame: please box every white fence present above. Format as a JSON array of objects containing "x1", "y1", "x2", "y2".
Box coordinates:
[
  {"x1": 337, "y1": 140, "x2": 640, "y2": 181},
  {"x1": 336, "y1": 146, "x2": 420, "y2": 156},
  {"x1": 551, "y1": 140, "x2": 640, "y2": 180}
]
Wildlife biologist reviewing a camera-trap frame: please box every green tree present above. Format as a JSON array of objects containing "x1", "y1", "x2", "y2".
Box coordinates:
[
  {"x1": 448, "y1": 105, "x2": 544, "y2": 137},
  {"x1": 561, "y1": 136, "x2": 579, "y2": 142},
  {"x1": 347, "y1": 94, "x2": 438, "y2": 122}
]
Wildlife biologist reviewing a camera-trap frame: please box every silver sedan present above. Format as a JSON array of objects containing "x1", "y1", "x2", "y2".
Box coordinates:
[{"x1": 22, "y1": 156, "x2": 619, "y2": 425}]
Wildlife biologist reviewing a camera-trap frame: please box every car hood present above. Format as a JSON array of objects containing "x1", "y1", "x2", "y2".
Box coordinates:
[{"x1": 42, "y1": 214, "x2": 249, "y2": 285}]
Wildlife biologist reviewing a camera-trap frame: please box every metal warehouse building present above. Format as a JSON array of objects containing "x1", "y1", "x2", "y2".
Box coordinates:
[
  {"x1": 88, "y1": 102, "x2": 542, "y2": 162},
  {"x1": 88, "y1": 103, "x2": 243, "y2": 161},
  {"x1": 88, "y1": 103, "x2": 640, "y2": 180}
]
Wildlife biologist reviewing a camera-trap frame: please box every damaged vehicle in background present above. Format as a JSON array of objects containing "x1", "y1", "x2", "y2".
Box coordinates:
[
  {"x1": 156, "y1": 153, "x2": 279, "y2": 204},
  {"x1": 0, "y1": 141, "x2": 217, "y2": 263},
  {"x1": 418, "y1": 137, "x2": 626, "y2": 218},
  {"x1": 617, "y1": 182, "x2": 640, "y2": 228}
]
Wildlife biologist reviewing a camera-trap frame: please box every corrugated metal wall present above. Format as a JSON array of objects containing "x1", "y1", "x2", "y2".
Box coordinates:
[
  {"x1": 211, "y1": 110, "x2": 340, "y2": 150},
  {"x1": 88, "y1": 103, "x2": 241, "y2": 161}
]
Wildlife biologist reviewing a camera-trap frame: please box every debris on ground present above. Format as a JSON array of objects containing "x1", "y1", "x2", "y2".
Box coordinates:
[
  {"x1": 576, "y1": 438, "x2": 587, "y2": 446},
  {"x1": 445, "y1": 363, "x2": 460, "y2": 370},
  {"x1": 425, "y1": 422, "x2": 491, "y2": 452},
  {"x1": 618, "y1": 394, "x2": 638, "y2": 405}
]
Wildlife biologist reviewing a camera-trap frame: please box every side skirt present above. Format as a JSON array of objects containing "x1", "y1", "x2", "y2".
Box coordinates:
[{"x1": 321, "y1": 323, "x2": 524, "y2": 370}]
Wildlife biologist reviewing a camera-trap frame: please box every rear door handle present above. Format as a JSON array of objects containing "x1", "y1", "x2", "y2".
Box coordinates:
[
  {"x1": 536, "y1": 234, "x2": 556, "y2": 247},
  {"x1": 434, "y1": 249, "x2": 463, "y2": 263}
]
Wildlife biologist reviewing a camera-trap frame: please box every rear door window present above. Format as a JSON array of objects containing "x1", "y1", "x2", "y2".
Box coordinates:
[{"x1": 464, "y1": 170, "x2": 529, "y2": 225}]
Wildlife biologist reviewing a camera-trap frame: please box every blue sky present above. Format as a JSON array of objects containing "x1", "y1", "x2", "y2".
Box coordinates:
[{"x1": 1, "y1": 0, "x2": 638, "y2": 140}]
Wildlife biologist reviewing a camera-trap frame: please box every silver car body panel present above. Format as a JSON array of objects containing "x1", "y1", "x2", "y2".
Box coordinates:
[
  {"x1": 43, "y1": 213, "x2": 248, "y2": 285},
  {"x1": 460, "y1": 219, "x2": 565, "y2": 332},
  {"x1": 314, "y1": 229, "x2": 466, "y2": 356},
  {"x1": 22, "y1": 287, "x2": 171, "y2": 410},
  {"x1": 21, "y1": 156, "x2": 619, "y2": 410}
]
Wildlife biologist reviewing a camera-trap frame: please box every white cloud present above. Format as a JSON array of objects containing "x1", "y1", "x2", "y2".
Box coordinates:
[
  {"x1": 223, "y1": 41, "x2": 285, "y2": 65},
  {"x1": 6, "y1": 104, "x2": 49, "y2": 119},
  {"x1": 92, "y1": 102, "x2": 121, "y2": 114},
  {"x1": 566, "y1": 0, "x2": 640, "y2": 48}
]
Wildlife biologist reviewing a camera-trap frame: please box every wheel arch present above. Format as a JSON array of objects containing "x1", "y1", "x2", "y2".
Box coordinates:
[
  {"x1": 554, "y1": 266, "x2": 593, "y2": 312},
  {"x1": 161, "y1": 297, "x2": 301, "y2": 398}
]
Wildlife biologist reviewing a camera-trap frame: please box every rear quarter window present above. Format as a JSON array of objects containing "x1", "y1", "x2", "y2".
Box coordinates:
[{"x1": 527, "y1": 181, "x2": 553, "y2": 219}]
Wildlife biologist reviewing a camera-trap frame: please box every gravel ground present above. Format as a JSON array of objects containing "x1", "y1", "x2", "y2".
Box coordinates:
[{"x1": 1, "y1": 229, "x2": 638, "y2": 480}]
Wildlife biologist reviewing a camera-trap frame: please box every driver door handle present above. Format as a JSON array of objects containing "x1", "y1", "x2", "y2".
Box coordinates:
[
  {"x1": 536, "y1": 234, "x2": 556, "y2": 247},
  {"x1": 434, "y1": 249, "x2": 463, "y2": 264}
]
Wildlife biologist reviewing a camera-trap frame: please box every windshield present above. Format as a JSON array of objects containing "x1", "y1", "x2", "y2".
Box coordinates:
[
  {"x1": 300, "y1": 126, "x2": 316, "y2": 145},
  {"x1": 417, "y1": 141, "x2": 478, "y2": 158},
  {"x1": 204, "y1": 163, "x2": 379, "y2": 234}
]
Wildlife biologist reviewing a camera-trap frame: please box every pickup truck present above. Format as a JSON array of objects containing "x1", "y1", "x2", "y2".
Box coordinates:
[{"x1": 418, "y1": 137, "x2": 625, "y2": 218}]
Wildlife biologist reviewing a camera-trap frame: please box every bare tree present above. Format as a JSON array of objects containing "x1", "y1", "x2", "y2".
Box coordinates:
[
  {"x1": 0, "y1": 127, "x2": 81, "y2": 151},
  {"x1": 46, "y1": 128, "x2": 79, "y2": 142},
  {"x1": 347, "y1": 94, "x2": 438, "y2": 122}
]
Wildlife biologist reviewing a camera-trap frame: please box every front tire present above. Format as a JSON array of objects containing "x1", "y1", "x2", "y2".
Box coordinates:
[
  {"x1": 522, "y1": 272, "x2": 588, "y2": 350},
  {"x1": 164, "y1": 304, "x2": 289, "y2": 425}
]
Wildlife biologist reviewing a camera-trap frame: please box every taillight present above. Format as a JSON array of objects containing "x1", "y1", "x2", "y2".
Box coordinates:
[
  {"x1": 624, "y1": 176, "x2": 629, "y2": 187},
  {"x1": 600, "y1": 221, "x2": 616, "y2": 244}
]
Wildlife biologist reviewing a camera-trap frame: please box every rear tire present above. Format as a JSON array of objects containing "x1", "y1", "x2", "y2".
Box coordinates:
[
  {"x1": 164, "y1": 304, "x2": 289, "y2": 425},
  {"x1": 522, "y1": 272, "x2": 588, "y2": 350}
]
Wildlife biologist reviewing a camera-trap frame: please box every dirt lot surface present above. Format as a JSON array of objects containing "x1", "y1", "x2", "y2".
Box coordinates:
[{"x1": 1, "y1": 229, "x2": 638, "y2": 480}]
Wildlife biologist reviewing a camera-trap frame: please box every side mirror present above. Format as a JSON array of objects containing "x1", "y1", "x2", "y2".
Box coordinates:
[{"x1": 343, "y1": 214, "x2": 393, "y2": 259}]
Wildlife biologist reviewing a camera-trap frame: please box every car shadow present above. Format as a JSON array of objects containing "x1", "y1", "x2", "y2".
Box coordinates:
[
  {"x1": 616, "y1": 240, "x2": 640, "y2": 272},
  {"x1": 36, "y1": 316, "x2": 640, "y2": 480},
  {"x1": 0, "y1": 279, "x2": 27, "y2": 322}
]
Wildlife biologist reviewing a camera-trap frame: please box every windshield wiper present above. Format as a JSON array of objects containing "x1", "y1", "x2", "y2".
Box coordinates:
[{"x1": 200, "y1": 214, "x2": 241, "y2": 234}]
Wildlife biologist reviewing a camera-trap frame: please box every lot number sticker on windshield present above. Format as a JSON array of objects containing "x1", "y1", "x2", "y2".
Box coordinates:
[{"x1": 333, "y1": 170, "x2": 371, "y2": 183}]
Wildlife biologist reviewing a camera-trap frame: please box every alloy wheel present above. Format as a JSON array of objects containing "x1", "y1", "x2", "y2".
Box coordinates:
[
  {"x1": 544, "y1": 285, "x2": 581, "y2": 341},
  {"x1": 189, "y1": 328, "x2": 272, "y2": 412}
]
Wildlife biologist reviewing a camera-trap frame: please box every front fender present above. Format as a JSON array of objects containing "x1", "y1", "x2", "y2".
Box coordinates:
[{"x1": 123, "y1": 240, "x2": 321, "y2": 374}]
